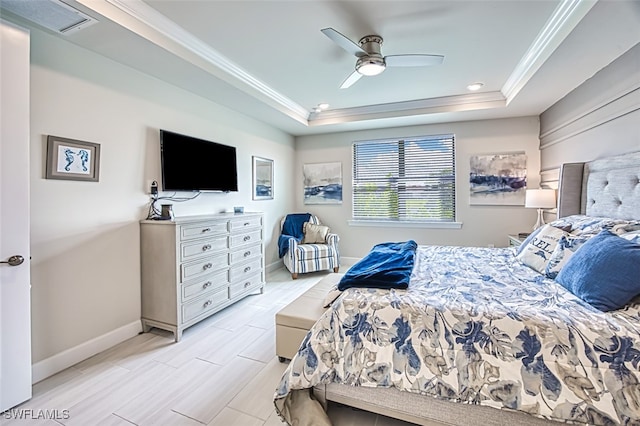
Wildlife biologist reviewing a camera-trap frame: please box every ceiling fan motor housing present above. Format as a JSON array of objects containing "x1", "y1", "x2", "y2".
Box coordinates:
[
  {"x1": 359, "y1": 35, "x2": 383, "y2": 54},
  {"x1": 356, "y1": 35, "x2": 385, "y2": 75}
]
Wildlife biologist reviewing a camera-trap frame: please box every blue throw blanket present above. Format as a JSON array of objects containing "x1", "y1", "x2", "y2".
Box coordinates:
[
  {"x1": 278, "y1": 213, "x2": 312, "y2": 258},
  {"x1": 338, "y1": 240, "x2": 417, "y2": 290}
]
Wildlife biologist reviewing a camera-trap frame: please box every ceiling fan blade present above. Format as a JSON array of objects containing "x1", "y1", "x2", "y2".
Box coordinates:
[
  {"x1": 385, "y1": 54, "x2": 444, "y2": 67},
  {"x1": 321, "y1": 28, "x2": 367, "y2": 58},
  {"x1": 340, "y1": 70, "x2": 363, "y2": 89}
]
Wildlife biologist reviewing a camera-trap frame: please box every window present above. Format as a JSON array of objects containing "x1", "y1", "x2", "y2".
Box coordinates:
[{"x1": 352, "y1": 135, "x2": 455, "y2": 223}]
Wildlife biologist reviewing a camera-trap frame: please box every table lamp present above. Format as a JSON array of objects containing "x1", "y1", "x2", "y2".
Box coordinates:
[{"x1": 525, "y1": 189, "x2": 556, "y2": 230}]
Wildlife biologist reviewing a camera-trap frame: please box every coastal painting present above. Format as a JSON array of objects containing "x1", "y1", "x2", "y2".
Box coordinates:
[
  {"x1": 303, "y1": 162, "x2": 342, "y2": 204},
  {"x1": 469, "y1": 152, "x2": 526, "y2": 205}
]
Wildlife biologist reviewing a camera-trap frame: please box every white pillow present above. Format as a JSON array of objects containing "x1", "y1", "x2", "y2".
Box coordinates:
[{"x1": 516, "y1": 224, "x2": 568, "y2": 274}]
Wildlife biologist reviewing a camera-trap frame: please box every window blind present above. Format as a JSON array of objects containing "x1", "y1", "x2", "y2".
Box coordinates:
[{"x1": 352, "y1": 135, "x2": 455, "y2": 222}]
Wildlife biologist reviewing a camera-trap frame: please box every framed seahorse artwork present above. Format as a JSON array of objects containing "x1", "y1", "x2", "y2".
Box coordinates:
[{"x1": 45, "y1": 135, "x2": 101, "y2": 182}]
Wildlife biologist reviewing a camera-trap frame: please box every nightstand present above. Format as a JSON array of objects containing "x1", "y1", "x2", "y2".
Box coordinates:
[{"x1": 508, "y1": 234, "x2": 525, "y2": 248}]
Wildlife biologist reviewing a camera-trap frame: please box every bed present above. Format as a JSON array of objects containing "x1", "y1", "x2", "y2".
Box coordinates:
[{"x1": 274, "y1": 151, "x2": 640, "y2": 426}]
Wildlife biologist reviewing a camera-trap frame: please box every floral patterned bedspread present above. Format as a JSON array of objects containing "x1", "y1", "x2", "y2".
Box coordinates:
[{"x1": 275, "y1": 245, "x2": 640, "y2": 425}]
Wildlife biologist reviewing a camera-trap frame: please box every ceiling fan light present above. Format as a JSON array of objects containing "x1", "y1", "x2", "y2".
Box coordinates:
[{"x1": 356, "y1": 58, "x2": 385, "y2": 76}]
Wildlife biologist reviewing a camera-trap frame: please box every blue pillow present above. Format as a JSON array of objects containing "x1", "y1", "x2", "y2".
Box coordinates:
[{"x1": 556, "y1": 230, "x2": 640, "y2": 311}]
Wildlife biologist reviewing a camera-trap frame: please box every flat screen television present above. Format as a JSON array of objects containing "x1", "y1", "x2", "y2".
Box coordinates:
[{"x1": 160, "y1": 129, "x2": 238, "y2": 192}]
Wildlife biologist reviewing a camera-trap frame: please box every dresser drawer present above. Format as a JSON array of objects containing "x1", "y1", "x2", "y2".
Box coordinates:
[
  {"x1": 180, "y1": 221, "x2": 228, "y2": 241},
  {"x1": 182, "y1": 269, "x2": 229, "y2": 302},
  {"x1": 229, "y1": 229, "x2": 262, "y2": 248},
  {"x1": 228, "y1": 273, "x2": 263, "y2": 299},
  {"x1": 181, "y1": 253, "x2": 228, "y2": 282},
  {"x1": 182, "y1": 289, "x2": 228, "y2": 323},
  {"x1": 229, "y1": 216, "x2": 262, "y2": 232},
  {"x1": 181, "y1": 235, "x2": 228, "y2": 262},
  {"x1": 229, "y1": 243, "x2": 262, "y2": 264},
  {"x1": 229, "y1": 258, "x2": 262, "y2": 282}
]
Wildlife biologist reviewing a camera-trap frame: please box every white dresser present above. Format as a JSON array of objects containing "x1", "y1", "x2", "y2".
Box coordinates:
[{"x1": 140, "y1": 212, "x2": 264, "y2": 341}]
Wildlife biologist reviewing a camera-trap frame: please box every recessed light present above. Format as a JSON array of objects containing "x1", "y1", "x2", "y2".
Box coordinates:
[
  {"x1": 312, "y1": 107, "x2": 322, "y2": 113},
  {"x1": 467, "y1": 82, "x2": 484, "y2": 91},
  {"x1": 318, "y1": 103, "x2": 330, "y2": 110}
]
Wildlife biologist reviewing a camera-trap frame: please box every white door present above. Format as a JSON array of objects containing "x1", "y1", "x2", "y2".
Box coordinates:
[{"x1": 0, "y1": 19, "x2": 32, "y2": 412}]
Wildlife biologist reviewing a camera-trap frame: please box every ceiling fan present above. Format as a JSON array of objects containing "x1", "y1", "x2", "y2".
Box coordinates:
[{"x1": 321, "y1": 27, "x2": 444, "y2": 89}]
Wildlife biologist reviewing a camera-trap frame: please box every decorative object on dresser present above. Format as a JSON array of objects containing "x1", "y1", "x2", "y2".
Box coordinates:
[
  {"x1": 140, "y1": 213, "x2": 264, "y2": 342},
  {"x1": 525, "y1": 188, "x2": 556, "y2": 230}
]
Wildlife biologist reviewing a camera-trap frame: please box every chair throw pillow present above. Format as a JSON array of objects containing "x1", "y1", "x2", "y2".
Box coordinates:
[
  {"x1": 556, "y1": 230, "x2": 640, "y2": 312},
  {"x1": 516, "y1": 224, "x2": 567, "y2": 274},
  {"x1": 302, "y1": 222, "x2": 330, "y2": 244}
]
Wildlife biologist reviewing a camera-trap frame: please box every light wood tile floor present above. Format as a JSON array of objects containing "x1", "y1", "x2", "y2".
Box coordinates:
[{"x1": 3, "y1": 269, "x2": 414, "y2": 426}]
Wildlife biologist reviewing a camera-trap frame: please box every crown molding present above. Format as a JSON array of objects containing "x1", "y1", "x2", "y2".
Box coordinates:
[
  {"x1": 501, "y1": 0, "x2": 597, "y2": 104},
  {"x1": 77, "y1": 0, "x2": 310, "y2": 125},
  {"x1": 308, "y1": 92, "x2": 506, "y2": 126}
]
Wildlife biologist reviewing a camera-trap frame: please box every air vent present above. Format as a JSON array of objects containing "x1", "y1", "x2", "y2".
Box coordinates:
[{"x1": 1, "y1": 0, "x2": 97, "y2": 35}]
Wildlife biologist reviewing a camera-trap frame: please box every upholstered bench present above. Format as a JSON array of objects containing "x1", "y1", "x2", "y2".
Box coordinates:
[{"x1": 275, "y1": 273, "x2": 344, "y2": 362}]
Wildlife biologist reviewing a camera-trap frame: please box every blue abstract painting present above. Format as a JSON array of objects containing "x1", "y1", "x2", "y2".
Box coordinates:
[
  {"x1": 469, "y1": 152, "x2": 526, "y2": 205},
  {"x1": 303, "y1": 162, "x2": 342, "y2": 205}
]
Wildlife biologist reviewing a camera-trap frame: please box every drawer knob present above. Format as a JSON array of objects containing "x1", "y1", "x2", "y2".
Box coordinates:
[
  {"x1": 203, "y1": 300, "x2": 212, "y2": 308},
  {"x1": 244, "y1": 222, "x2": 250, "y2": 226},
  {"x1": 202, "y1": 244, "x2": 212, "y2": 251},
  {"x1": 203, "y1": 263, "x2": 213, "y2": 270},
  {"x1": 244, "y1": 282, "x2": 250, "y2": 288},
  {"x1": 243, "y1": 236, "x2": 251, "y2": 242},
  {"x1": 202, "y1": 281, "x2": 212, "y2": 289},
  {"x1": 243, "y1": 251, "x2": 251, "y2": 257},
  {"x1": 244, "y1": 266, "x2": 251, "y2": 273},
  {"x1": 202, "y1": 228, "x2": 211, "y2": 233}
]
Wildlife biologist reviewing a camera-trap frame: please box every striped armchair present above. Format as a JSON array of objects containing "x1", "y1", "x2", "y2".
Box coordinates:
[{"x1": 280, "y1": 214, "x2": 340, "y2": 279}]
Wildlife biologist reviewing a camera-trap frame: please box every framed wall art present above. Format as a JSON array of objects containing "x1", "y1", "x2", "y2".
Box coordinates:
[
  {"x1": 252, "y1": 156, "x2": 273, "y2": 200},
  {"x1": 303, "y1": 162, "x2": 342, "y2": 205},
  {"x1": 469, "y1": 152, "x2": 526, "y2": 205},
  {"x1": 45, "y1": 135, "x2": 101, "y2": 182}
]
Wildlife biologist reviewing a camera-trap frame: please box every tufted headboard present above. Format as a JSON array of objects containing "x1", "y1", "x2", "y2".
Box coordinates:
[{"x1": 557, "y1": 151, "x2": 640, "y2": 220}]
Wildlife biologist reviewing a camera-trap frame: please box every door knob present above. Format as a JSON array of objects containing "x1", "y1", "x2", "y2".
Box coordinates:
[{"x1": 0, "y1": 255, "x2": 24, "y2": 266}]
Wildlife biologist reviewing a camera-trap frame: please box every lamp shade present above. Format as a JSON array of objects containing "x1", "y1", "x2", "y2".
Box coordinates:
[{"x1": 525, "y1": 189, "x2": 556, "y2": 209}]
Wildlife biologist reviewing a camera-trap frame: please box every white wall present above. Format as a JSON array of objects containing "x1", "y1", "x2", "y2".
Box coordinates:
[
  {"x1": 295, "y1": 117, "x2": 541, "y2": 257},
  {"x1": 539, "y1": 43, "x2": 640, "y2": 187},
  {"x1": 28, "y1": 29, "x2": 295, "y2": 372}
]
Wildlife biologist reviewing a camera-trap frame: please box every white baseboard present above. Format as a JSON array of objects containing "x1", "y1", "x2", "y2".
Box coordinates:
[
  {"x1": 31, "y1": 320, "x2": 142, "y2": 384},
  {"x1": 265, "y1": 259, "x2": 284, "y2": 273},
  {"x1": 340, "y1": 257, "x2": 360, "y2": 268}
]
